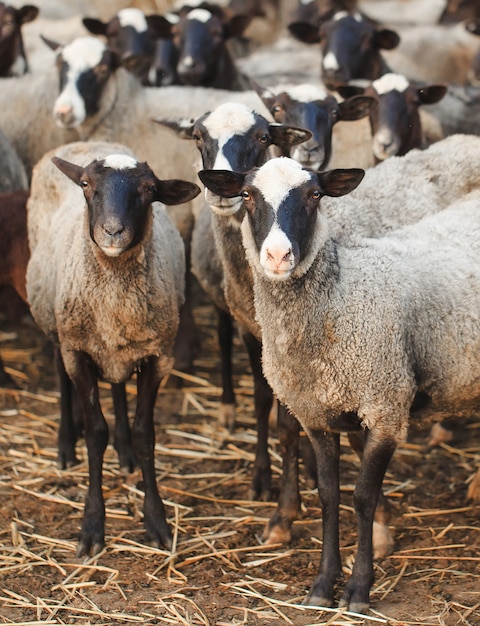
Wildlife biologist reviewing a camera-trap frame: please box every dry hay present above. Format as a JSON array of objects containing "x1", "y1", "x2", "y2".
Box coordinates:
[{"x1": 0, "y1": 299, "x2": 479, "y2": 626}]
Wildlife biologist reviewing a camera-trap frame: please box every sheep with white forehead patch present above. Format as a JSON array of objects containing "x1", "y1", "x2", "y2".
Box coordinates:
[
  {"x1": 26, "y1": 140, "x2": 200, "y2": 556},
  {"x1": 156, "y1": 101, "x2": 313, "y2": 534},
  {"x1": 199, "y1": 155, "x2": 480, "y2": 613}
]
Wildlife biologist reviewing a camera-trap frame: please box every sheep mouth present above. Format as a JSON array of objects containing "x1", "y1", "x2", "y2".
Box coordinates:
[
  {"x1": 263, "y1": 267, "x2": 293, "y2": 281},
  {"x1": 99, "y1": 245, "x2": 127, "y2": 257}
]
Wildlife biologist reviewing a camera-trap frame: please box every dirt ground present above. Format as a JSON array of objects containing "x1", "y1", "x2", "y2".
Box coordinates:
[{"x1": 0, "y1": 293, "x2": 479, "y2": 626}]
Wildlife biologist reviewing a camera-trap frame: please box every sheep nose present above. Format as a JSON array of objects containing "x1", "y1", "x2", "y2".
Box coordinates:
[
  {"x1": 266, "y1": 247, "x2": 292, "y2": 270},
  {"x1": 102, "y1": 220, "x2": 124, "y2": 237},
  {"x1": 55, "y1": 103, "x2": 74, "y2": 124}
]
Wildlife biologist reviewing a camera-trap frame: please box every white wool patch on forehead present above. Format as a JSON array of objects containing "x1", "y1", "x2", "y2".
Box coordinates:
[
  {"x1": 252, "y1": 157, "x2": 312, "y2": 211},
  {"x1": 188, "y1": 8, "x2": 213, "y2": 23},
  {"x1": 333, "y1": 10, "x2": 363, "y2": 22},
  {"x1": 373, "y1": 73, "x2": 409, "y2": 95},
  {"x1": 204, "y1": 102, "x2": 256, "y2": 140},
  {"x1": 118, "y1": 8, "x2": 148, "y2": 32},
  {"x1": 62, "y1": 37, "x2": 106, "y2": 71},
  {"x1": 165, "y1": 12, "x2": 180, "y2": 24},
  {"x1": 103, "y1": 154, "x2": 138, "y2": 169},
  {"x1": 301, "y1": 0, "x2": 316, "y2": 5},
  {"x1": 323, "y1": 51, "x2": 339, "y2": 71},
  {"x1": 283, "y1": 83, "x2": 329, "y2": 102}
]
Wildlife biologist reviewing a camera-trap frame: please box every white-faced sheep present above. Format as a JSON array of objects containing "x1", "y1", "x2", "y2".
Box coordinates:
[
  {"x1": 199, "y1": 155, "x2": 480, "y2": 613},
  {"x1": 26, "y1": 140, "x2": 200, "y2": 555},
  {"x1": 156, "y1": 102, "x2": 313, "y2": 542}
]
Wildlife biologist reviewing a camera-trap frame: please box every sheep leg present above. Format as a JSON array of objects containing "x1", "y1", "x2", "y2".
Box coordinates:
[
  {"x1": 133, "y1": 356, "x2": 172, "y2": 549},
  {"x1": 72, "y1": 352, "x2": 109, "y2": 557},
  {"x1": 339, "y1": 432, "x2": 396, "y2": 613},
  {"x1": 263, "y1": 404, "x2": 301, "y2": 544},
  {"x1": 0, "y1": 354, "x2": 19, "y2": 388},
  {"x1": 111, "y1": 382, "x2": 137, "y2": 473},
  {"x1": 347, "y1": 432, "x2": 394, "y2": 559},
  {"x1": 242, "y1": 331, "x2": 273, "y2": 501},
  {"x1": 215, "y1": 305, "x2": 236, "y2": 431},
  {"x1": 303, "y1": 428, "x2": 341, "y2": 608},
  {"x1": 56, "y1": 346, "x2": 81, "y2": 469}
]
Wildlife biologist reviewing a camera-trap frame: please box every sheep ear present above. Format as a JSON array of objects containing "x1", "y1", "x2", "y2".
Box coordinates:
[
  {"x1": 288, "y1": 21, "x2": 321, "y2": 44},
  {"x1": 19, "y1": 5, "x2": 39, "y2": 24},
  {"x1": 51, "y1": 156, "x2": 86, "y2": 184},
  {"x1": 198, "y1": 170, "x2": 246, "y2": 198},
  {"x1": 269, "y1": 124, "x2": 312, "y2": 148},
  {"x1": 338, "y1": 95, "x2": 377, "y2": 121},
  {"x1": 82, "y1": 17, "x2": 108, "y2": 36},
  {"x1": 153, "y1": 117, "x2": 196, "y2": 139},
  {"x1": 250, "y1": 79, "x2": 276, "y2": 108},
  {"x1": 40, "y1": 34, "x2": 61, "y2": 51},
  {"x1": 317, "y1": 168, "x2": 365, "y2": 197},
  {"x1": 417, "y1": 84, "x2": 447, "y2": 105},
  {"x1": 373, "y1": 28, "x2": 400, "y2": 51},
  {"x1": 156, "y1": 180, "x2": 201, "y2": 205}
]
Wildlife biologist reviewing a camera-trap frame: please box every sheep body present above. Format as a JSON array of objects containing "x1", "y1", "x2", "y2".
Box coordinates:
[
  {"x1": 247, "y1": 191, "x2": 480, "y2": 440},
  {"x1": 323, "y1": 133, "x2": 480, "y2": 240},
  {"x1": 26, "y1": 140, "x2": 185, "y2": 383}
]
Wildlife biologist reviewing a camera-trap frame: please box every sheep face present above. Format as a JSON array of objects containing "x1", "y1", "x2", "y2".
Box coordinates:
[
  {"x1": 199, "y1": 157, "x2": 364, "y2": 279},
  {"x1": 83, "y1": 9, "x2": 172, "y2": 85},
  {"x1": 168, "y1": 7, "x2": 251, "y2": 87},
  {"x1": 253, "y1": 82, "x2": 374, "y2": 170},
  {"x1": 42, "y1": 37, "x2": 118, "y2": 129},
  {"x1": 365, "y1": 74, "x2": 447, "y2": 160},
  {"x1": 52, "y1": 154, "x2": 200, "y2": 257},
  {"x1": 156, "y1": 102, "x2": 310, "y2": 213},
  {"x1": 289, "y1": 11, "x2": 399, "y2": 88}
]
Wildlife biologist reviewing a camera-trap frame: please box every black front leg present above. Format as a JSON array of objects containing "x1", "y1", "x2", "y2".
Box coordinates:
[
  {"x1": 302, "y1": 428, "x2": 341, "y2": 608},
  {"x1": 133, "y1": 356, "x2": 172, "y2": 549},
  {"x1": 264, "y1": 404, "x2": 301, "y2": 544},
  {"x1": 70, "y1": 351, "x2": 109, "y2": 557},
  {"x1": 111, "y1": 382, "x2": 136, "y2": 473},
  {"x1": 242, "y1": 331, "x2": 273, "y2": 501},
  {"x1": 340, "y1": 432, "x2": 396, "y2": 613}
]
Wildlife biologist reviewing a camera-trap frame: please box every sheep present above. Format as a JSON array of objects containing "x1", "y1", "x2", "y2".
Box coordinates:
[
  {"x1": 156, "y1": 102, "x2": 312, "y2": 529},
  {"x1": 288, "y1": 10, "x2": 400, "y2": 89},
  {"x1": 149, "y1": 5, "x2": 253, "y2": 90},
  {"x1": 382, "y1": 21, "x2": 480, "y2": 86},
  {"x1": 0, "y1": 2, "x2": 39, "y2": 76},
  {"x1": 251, "y1": 80, "x2": 375, "y2": 169},
  {"x1": 0, "y1": 128, "x2": 28, "y2": 192},
  {"x1": 25, "y1": 140, "x2": 200, "y2": 555},
  {"x1": 82, "y1": 7, "x2": 169, "y2": 86},
  {"x1": 0, "y1": 189, "x2": 29, "y2": 389},
  {"x1": 337, "y1": 72, "x2": 447, "y2": 162},
  {"x1": 198, "y1": 155, "x2": 480, "y2": 613}
]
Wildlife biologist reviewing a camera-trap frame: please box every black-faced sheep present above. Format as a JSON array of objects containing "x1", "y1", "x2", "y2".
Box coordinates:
[
  {"x1": 199, "y1": 156, "x2": 480, "y2": 613},
  {"x1": 26, "y1": 140, "x2": 200, "y2": 555}
]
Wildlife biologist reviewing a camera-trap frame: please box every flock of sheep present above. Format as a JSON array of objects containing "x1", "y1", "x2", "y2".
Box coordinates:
[{"x1": 1, "y1": 0, "x2": 480, "y2": 615}]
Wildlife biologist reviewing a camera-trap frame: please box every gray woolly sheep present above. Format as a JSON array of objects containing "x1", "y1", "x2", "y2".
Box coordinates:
[
  {"x1": 26, "y1": 140, "x2": 200, "y2": 556},
  {"x1": 199, "y1": 155, "x2": 480, "y2": 614}
]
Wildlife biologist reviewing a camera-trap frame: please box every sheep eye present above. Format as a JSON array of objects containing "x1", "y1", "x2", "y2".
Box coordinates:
[
  {"x1": 272, "y1": 105, "x2": 283, "y2": 114},
  {"x1": 242, "y1": 190, "x2": 251, "y2": 200},
  {"x1": 311, "y1": 190, "x2": 321, "y2": 199},
  {"x1": 192, "y1": 132, "x2": 202, "y2": 143},
  {"x1": 258, "y1": 133, "x2": 269, "y2": 144},
  {"x1": 80, "y1": 180, "x2": 89, "y2": 189}
]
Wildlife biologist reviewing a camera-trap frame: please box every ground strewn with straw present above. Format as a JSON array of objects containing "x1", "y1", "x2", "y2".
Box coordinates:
[{"x1": 0, "y1": 296, "x2": 479, "y2": 626}]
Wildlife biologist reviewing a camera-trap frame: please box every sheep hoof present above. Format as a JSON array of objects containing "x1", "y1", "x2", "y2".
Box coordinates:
[
  {"x1": 427, "y1": 421, "x2": 453, "y2": 448},
  {"x1": 76, "y1": 539, "x2": 105, "y2": 558},
  {"x1": 339, "y1": 597, "x2": 370, "y2": 614},
  {"x1": 302, "y1": 592, "x2": 334, "y2": 608},
  {"x1": 262, "y1": 522, "x2": 292, "y2": 546},
  {"x1": 372, "y1": 520, "x2": 395, "y2": 560},
  {"x1": 467, "y1": 468, "x2": 480, "y2": 502},
  {"x1": 219, "y1": 403, "x2": 235, "y2": 432}
]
